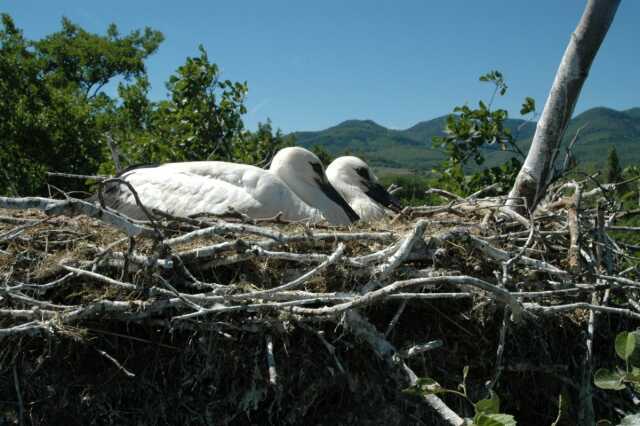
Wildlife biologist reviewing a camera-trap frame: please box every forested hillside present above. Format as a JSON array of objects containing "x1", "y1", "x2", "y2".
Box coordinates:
[{"x1": 293, "y1": 107, "x2": 640, "y2": 172}]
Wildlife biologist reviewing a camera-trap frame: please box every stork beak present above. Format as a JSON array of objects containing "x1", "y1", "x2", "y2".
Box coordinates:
[
  {"x1": 365, "y1": 182, "x2": 402, "y2": 213},
  {"x1": 316, "y1": 179, "x2": 360, "y2": 223},
  {"x1": 310, "y1": 161, "x2": 360, "y2": 223}
]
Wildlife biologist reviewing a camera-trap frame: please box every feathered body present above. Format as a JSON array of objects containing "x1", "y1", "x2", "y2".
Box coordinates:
[{"x1": 99, "y1": 148, "x2": 359, "y2": 225}]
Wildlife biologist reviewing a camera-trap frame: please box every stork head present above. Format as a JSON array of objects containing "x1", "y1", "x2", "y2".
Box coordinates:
[
  {"x1": 326, "y1": 156, "x2": 402, "y2": 214},
  {"x1": 269, "y1": 147, "x2": 359, "y2": 225}
]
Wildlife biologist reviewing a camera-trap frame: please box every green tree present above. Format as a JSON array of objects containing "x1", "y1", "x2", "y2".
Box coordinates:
[
  {"x1": 310, "y1": 145, "x2": 335, "y2": 167},
  {"x1": 234, "y1": 120, "x2": 294, "y2": 166},
  {"x1": 0, "y1": 14, "x2": 48, "y2": 194},
  {"x1": 156, "y1": 46, "x2": 248, "y2": 162},
  {"x1": 105, "y1": 46, "x2": 289, "y2": 172},
  {"x1": 1, "y1": 13, "x2": 301, "y2": 194},
  {"x1": 34, "y1": 17, "x2": 163, "y2": 99},
  {"x1": 606, "y1": 146, "x2": 622, "y2": 184},
  {"x1": 0, "y1": 14, "x2": 163, "y2": 195},
  {"x1": 431, "y1": 71, "x2": 535, "y2": 196},
  {"x1": 105, "y1": 46, "x2": 252, "y2": 170}
]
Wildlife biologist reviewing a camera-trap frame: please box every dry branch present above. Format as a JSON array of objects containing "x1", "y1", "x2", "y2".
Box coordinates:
[
  {"x1": 508, "y1": 0, "x2": 621, "y2": 211},
  {"x1": 0, "y1": 196, "x2": 155, "y2": 237},
  {"x1": 343, "y1": 310, "x2": 464, "y2": 425},
  {"x1": 1, "y1": 184, "x2": 638, "y2": 423}
]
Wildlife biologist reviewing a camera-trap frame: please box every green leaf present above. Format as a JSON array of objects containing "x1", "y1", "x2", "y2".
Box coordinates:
[
  {"x1": 629, "y1": 366, "x2": 640, "y2": 383},
  {"x1": 629, "y1": 331, "x2": 640, "y2": 366},
  {"x1": 619, "y1": 413, "x2": 640, "y2": 426},
  {"x1": 459, "y1": 365, "x2": 470, "y2": 395},
  {"x1": 593, "y1": 368, "x2": 626, "y2": 390},
  {"x1": 402, "y1": 377, "x2": 445, "y2": 397},
  {"x1": 616, "y1": 332, "x2": 637, "y2": 361},
  {"x1": 520, "y1": 97, "x2": 536, "y2": 115},
  {"x1": 473, "y1": 413, "x2": 517, "y2": 426},
  {"x1": 550, "y1": 391, "x2": 569, "y2": 426},
  {"x1": 475, "y1": 391, "x2": 500, "y2": 415}
]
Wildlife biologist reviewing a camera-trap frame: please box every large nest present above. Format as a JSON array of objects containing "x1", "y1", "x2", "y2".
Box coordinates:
[{"x1": 1, "y1": 181, "x2": 639, "y2": 425}]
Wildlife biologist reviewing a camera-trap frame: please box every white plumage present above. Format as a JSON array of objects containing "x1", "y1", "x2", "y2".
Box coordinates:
[
  {"x1": 326, "y1": 156, "x2": 401, "y2": 221},
  {"x1": 98, "y1": 147, "x2": 359, "y2": 225}
]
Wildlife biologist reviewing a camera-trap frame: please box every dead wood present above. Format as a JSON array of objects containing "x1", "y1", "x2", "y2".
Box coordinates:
[{"x1": 0, "y1": 182, "x2": 638, "y2": 424}]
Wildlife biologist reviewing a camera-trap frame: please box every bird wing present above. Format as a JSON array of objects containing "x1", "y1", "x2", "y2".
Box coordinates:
[
  {"x1": 102, "y1": 168, "x2": 263, "y2": 219},
  {"x1": 155, "y1": 161, "x2": 313, "y2": 219},
  {"x1": 157, "y1": 162, "x2": 263, "y2": 188}
]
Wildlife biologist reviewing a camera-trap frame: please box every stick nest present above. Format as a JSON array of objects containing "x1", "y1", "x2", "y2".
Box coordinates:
[{"x1": 0, "y1": 182, "x2": 638, "y2": 425}]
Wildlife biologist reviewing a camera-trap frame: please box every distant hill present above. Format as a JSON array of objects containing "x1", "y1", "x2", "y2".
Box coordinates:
[{"x1": 291, "y1": 107, "x2": 640, "y2": 173}]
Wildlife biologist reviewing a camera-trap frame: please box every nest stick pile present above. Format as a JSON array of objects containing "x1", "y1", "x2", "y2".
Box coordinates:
[{"x1": 1, "y1": 179, "x2": 639, "y2": 425}]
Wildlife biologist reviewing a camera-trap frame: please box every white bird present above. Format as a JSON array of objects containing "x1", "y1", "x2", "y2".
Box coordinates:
[
  {"x1": 325, "y1": 156, "x2": 401, "y2": 221},
  {"x1": 98, "y1": 147, "x2": 359, "y2": 225}
]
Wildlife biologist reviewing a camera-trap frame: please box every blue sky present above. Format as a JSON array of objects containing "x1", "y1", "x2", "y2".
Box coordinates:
[{"x1": 3, "y1": 1, "x2": 638, "y2": 132}]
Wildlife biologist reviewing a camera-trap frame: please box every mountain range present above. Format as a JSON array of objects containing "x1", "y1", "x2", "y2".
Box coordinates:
[{"x1": 292, "y1": 107, "x2": 640, "y2": 174}]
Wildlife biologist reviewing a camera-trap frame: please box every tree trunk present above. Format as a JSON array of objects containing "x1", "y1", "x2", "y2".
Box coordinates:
[{"x1": 508, "y1": 0, "x2": 621, "y2": 212}]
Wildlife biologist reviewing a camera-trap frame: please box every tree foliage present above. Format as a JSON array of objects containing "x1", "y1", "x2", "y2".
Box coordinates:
[
  {"x1": 404, "y1": 368, "x2": 517, "y2": 425},
  {"x1": 155, "y1": 46, "x2": 248, "y2": 162},
  {"x1": 233, "y1": 120, "x2": 294, "y2": 167},
  {"x1": 431, "y1": 71, "x2": 535, "y2": 196},
  {"x1": 606, "y1": 146, "x2": 622, "y2": 184},
  {"x1": 34, "y1": 17, "x2": 163, "y2": 98},
  {"x1": 309, "y1": 145, "x2": 335, "y2": 167},
  {"x1": 0, "y1": 14, "x2": 48, "y2": 195},
  {"x1": 0, "y1": 14, "x2": 291, "y2": 194},
  {"x1": 104, "y1": 45, "x2": 249, "y2": 169},
  {"x1": 0, "y1": 14, "x2": 163, "y2": 194},
  {"x1": 104, "y1": 48, "x2": 291, "y2": 173},
  {"x1": 378, "y1": 174, "x2": 439, "y2": 206}
]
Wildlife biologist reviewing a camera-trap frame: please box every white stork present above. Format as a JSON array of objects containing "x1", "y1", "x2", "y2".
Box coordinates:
[{"x1": 99, "y1": 147, "x2": 359, "y2": 225}]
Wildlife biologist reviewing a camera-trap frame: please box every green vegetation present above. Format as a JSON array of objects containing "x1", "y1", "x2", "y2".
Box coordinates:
[
  {"x1": 404, "y1": 367, "x2": 517, "y2": 426},
  {"x1": 607, "y1": 146, "x2": 622, "y2": 185},
  {"x1": 0, "y1": 14, "x2": 161, "y2": 194},
  {"x1": 594, "y1": 331, "x2": 640, "y2": 392},
  {"x1": 0, "y1": 14, "x2": 291, "y2": 195},
  {"x1": 429, "y1": 70, "x2": 535, "y2": 195},
  {"x1": 4, "y1": 12, "x2": 637, "y2": 212},
  {"x1": 603, "y1": 164, "x2": 640, "y2": 251},
  {"x1": 293, "y1": 107, "x2": 640, "y2": 175},
  {"x1": 309, "y1": 144, "x2": 335, "y2": 168},
  {"x1": 594, "y1": 331, "x2": 640, "y2": 425},
  {"x1": 377, "y1": 174, "x2": 437, "y2": 206},
  {"x1": 372, "y1": 71, "x2": 536, "y2": 203}
]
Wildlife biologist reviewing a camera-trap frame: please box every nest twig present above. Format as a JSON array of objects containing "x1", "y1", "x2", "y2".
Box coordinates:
[{"x1": 0, "y1": 181, "x2": 638, "y2": 424}]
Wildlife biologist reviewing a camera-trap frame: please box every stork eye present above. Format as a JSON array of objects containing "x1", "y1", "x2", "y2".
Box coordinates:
[
  {"x1": 355, "y1": 167, "x2": 370, "y2": 180},
  {"x1": 309, "y1": 161, "x2": 325, "y2": 178}
]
